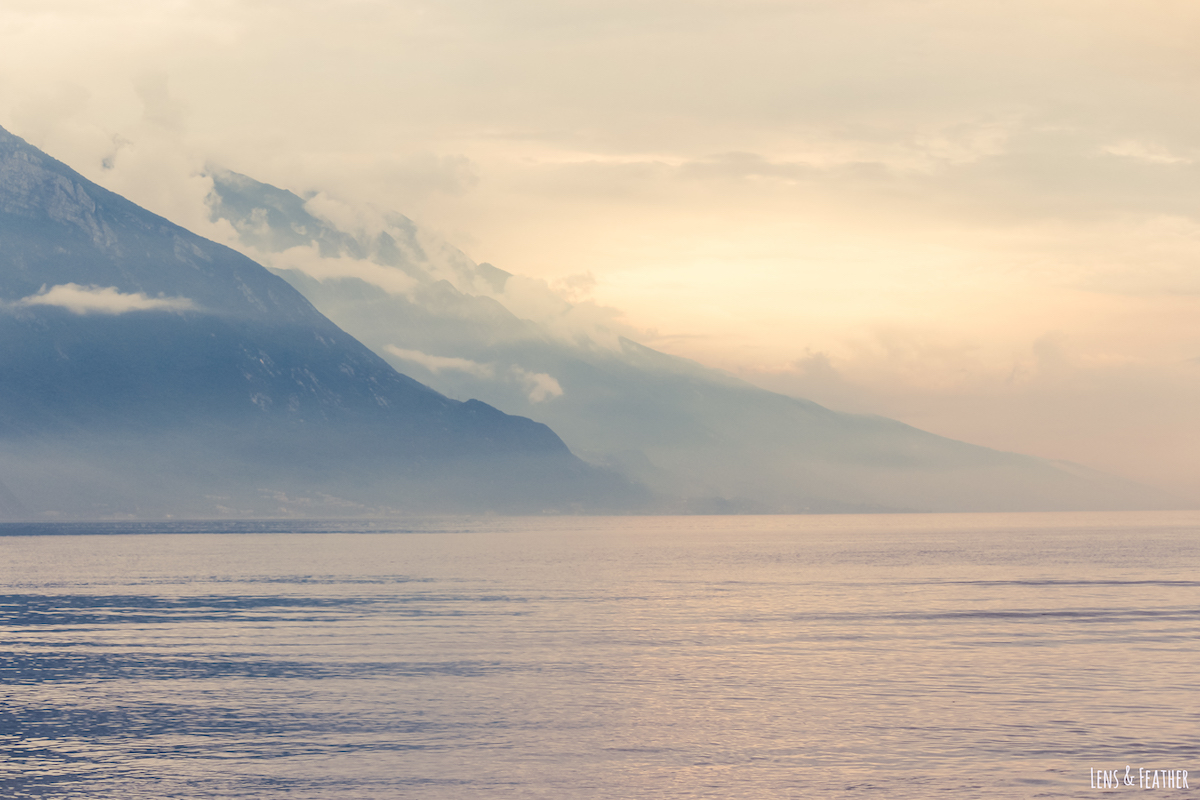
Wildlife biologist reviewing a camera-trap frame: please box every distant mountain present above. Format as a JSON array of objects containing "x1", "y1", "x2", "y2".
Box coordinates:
[
  {"x1": 207, "y1": 169, "x2": 1177, "y2": 512},
  {"x1": 0, "y1": 125, "x2": 639, "y2": 518}
]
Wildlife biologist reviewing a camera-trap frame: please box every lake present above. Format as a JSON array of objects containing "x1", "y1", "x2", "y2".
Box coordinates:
[{"x1": 2, "y1": 512, "x2": 1198, "y2": 798}]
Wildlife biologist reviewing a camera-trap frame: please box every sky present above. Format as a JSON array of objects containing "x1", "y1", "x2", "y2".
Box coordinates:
[{"x1": 1, "y1": 0, "x2": 1199, "y2": 499}]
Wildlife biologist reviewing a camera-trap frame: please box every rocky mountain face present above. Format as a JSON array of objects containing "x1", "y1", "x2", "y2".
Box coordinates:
[
  {"x1": 207, "y1": 169, "x2": 1176, "y2": 512},
  {"x1": 0, "y1": 126, "x2": 638, "y2": 518}
]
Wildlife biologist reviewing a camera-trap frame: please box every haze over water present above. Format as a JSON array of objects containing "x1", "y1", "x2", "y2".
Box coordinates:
[{"x1": 2, "y1": 512, "x2": 1198, "y2": 798}]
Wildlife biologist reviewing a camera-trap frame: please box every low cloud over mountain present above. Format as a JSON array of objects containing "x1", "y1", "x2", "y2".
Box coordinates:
[{"x1": 16, "y1": 283, "x2": 196, "y2": 314}]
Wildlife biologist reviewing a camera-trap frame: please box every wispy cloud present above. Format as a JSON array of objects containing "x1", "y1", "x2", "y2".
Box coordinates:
[
  {"x1": 512, "y1": 366, "x2": 563, "y2": 402},
  {"x1": 384, "y1": 346, "x2": 564, "y2": 402},
  {"x1": 262, "y1": 245, "x2": 419, "y2": 297},
  {"x1": 384, "y1": 346, "x2": 495, "y2": 378},
  {"x1": 17, "y1": 284, "x2": 196, "y2": 315}
]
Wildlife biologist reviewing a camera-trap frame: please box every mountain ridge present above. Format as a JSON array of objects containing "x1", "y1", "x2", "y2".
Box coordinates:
[
  {"x1": 0, "y1": 124, "x2": 639, "y2": 518},
  {"x1": 205, "y1": 167, "x2": 1181, "y2": 513}
]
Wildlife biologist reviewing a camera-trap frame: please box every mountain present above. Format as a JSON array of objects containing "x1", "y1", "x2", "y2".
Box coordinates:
[
  {"x1": 207, "y1": 168, "x2": 1176, "y2": 512},
  {"x1": 0, "y1": 125, "x2": 639, "y2": 519}
]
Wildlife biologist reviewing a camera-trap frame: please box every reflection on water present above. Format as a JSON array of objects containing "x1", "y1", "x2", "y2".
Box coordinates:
[{"x1": 1, "y1": 512, "x2": 1198, "y2": 798}]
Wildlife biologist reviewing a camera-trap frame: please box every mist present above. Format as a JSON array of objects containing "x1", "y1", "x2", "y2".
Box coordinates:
[{"x1": 1, "y1": 0, "x2": 1198, "y2": 499}]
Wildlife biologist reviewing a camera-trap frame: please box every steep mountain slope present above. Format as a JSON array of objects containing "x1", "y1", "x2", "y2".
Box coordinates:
[
  {"x1": 0, "y1": 125, "x2": 636, "y2": 518},
  {"x1": 207, "y1": 169, "x2": 1175, "y2": 512}
]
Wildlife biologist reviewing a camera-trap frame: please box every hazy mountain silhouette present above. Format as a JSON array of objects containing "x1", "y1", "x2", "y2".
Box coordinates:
[
  {"x1": 207, "y1": 169, "x2": 1178, "y2": 512},
  {"x1": 0, "y1": 125, "x2": 640, "y2": 518}
]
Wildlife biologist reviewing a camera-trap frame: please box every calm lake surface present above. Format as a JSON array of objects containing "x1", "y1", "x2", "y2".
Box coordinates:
[{"x1": 1, "y1": 512, "x2": 1198, "y2": 798}]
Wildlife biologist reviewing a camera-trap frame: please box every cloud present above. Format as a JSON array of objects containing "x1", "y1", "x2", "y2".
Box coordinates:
[
  {"x1": 303, "y1": 192, "x2": 391, "y2": 240},
  {"x1": 512, "y1": 367, "x2": 563, "y2": 402},
  {"x1": 17, "y1": 284, "x2": 196, "y2": 315},
  {"x1": 496, "y1": 274, "x2": 637, "y2": 351},
  {"x1": 1102, "y1": 140, "x2": 1193, "y2": 166},
  {"x1": 384, "y1": 346, "x2": 562, "y2": 402},
  {"x1": 551, "y1": 271, "x2": 598, "y2": 302},
  {"x1": 133, "y1": 71, "x2": 185, "y2": 132},
  {"x1": 264, "y1": 245, "x2": 419, "y2": 297},
  {"x1": 384, "y1": 346, "x2": 495, "y2": 378}
]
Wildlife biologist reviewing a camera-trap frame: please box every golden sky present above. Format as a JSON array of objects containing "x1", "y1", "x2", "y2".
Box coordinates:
[{"x1": 2, "y1": 0, "x2": 1199, "y2": 498}]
